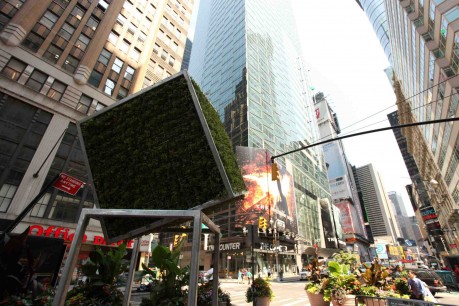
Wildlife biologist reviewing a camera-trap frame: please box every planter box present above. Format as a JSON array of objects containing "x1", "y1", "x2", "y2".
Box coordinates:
[{"x1": 306, "y1": 292, "x2": 330, "y2": 306}]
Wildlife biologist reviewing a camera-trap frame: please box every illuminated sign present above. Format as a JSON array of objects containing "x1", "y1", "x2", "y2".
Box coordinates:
[{"x1": 28, "y1": 224, "x2": 134, "y2": 248}]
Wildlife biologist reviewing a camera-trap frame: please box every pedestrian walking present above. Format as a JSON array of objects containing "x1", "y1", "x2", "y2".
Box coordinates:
[
  {"x1": 246, "y1": 270, "x2": 252, "y2": 284},
  {"x1": 408, "y1": 270, "x2": 425, "y2": 300},
  {"x1": 279, "y1": 268, "x2": 284, "y2": 281},
  {"x1": 237, "y1": 269, "x2": 243, "y2": 284},
  {"x1": 267, "y1": 267, "x2": 271, "y2": 278}
]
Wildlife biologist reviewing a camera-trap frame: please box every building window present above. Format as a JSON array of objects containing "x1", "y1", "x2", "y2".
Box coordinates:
[
  {"x1": 85, "y1": 15, "x2": 99, "y2": 32},
  {"x1": 172, "y1": 42, "x2": 178, "y2": 52},
  {"x1": 169, "y1": 56, "x2": 175, "y2": 67},
  {"x1": 1, "y1": 57, "x2": 27, "y2": 81},
  {"x1": 153, "y1": 43, "x2": 160, "y2": 54},
  {"x1": 58, "y1": 22, "x2": 76, "y2": 42},
  {"x1": 68, "y1": 5, "x2": 86, "y2": 26},
  {"x1": 63, "y1": 55, "x2": 79, "y2": 73},
  {"x1": 21, "y1": 32, "x2": 45, "y2": 52},
  {"x1": 161, "y1": 49, "x2": 168, "y2": 60},
  {"x1": 131, "y1": 48, "x2": 140, "y2": 61},
  {"x1": 98, "y1": 48, "x2": 112, "y2": 66},
  {"x1": 124, "y1": 66, "x2": 135, "y2": 81},
  {"x1": 25, "y1": 69, "x2": 48, "y2": 92},
  {"x1": 117, "y1": 13, "x2": 127, "y2": 26},
  {"x1": 22, "y1": 10, "x2": 58, "y2": 52},
  {"x1": 47, "y1": 80, "x2": 67, "y2": 101},
  {"x1": 95, "y1": 102, "x2": 106, "y2": 112},
  {"x1": 111, "y1": 57, "x2": 124, "y2": 73},
  {"x1": 119, "y1": 40, "x2": 130, "y2": 54},
  {"x1": 88, "y1": 70, "x2": 103, "y2": 87},
  {"x1": 117, "y1": 86, "x2": 128, "y2": 99},
  {"x1": 30, "y1": 193, "x2": 52, "y2": 217},
  {"x1": 138, "y1": 31, "x2": 147, "y2": 43},
  {"x1": 43, "y1": 44, "x2": 63, "y2": 64},
  {"x1": 97, "y1": 0, "x2": 110, "y2": 12},
  {"x1": 175, "y1": 28, "x2": 181, "y2": 39},
  {"x1": 76, "y1": 94, "x2": 92, "y2": 114},
  {"x1": 76, "y1": 33, "x2": 90, "y2": 51},
  {"x1": 108, "y1": 31, "x2": 119, "y2": 45},
  {"x1": 40, "y1": 10, "x2": 59, "y2": 29},
  {"x1": 104, "y1": 79, "x2": 115, "y2": 95},
  {"x1": 0, "y1": 94, "x2": 53, "y2": 213},
  {"x1": 0, "y1": 184, "x2": 17, "y2": 212}
]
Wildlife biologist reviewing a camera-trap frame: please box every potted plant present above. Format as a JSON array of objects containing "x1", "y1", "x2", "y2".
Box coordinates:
[
  {"x1": 65, "y1": 242, "x2": 129, "y2": 305},
  {"x1": 305, "y1": 281, "x2": 329, "y2": 306},
  {"x1": 139, "y1": 238, "x2": 188, "y2": 306},
  {"x1": 245, "y1": 277, "x2": 274, "y2": 306},
  {"x1": 194, "y1": 281, "x2": 231, "y2": 306},
  {"x1": 323, "y1": 261, "x2": 362, "y2": 306}
]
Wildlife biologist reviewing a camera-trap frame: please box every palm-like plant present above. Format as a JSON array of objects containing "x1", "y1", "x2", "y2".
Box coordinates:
[
  {"x1": 140, "y1": 237, "x2": 189, "y2": 305},
  {"x1": 66, "y1": 242, "x2": 129, "y2": 305}
]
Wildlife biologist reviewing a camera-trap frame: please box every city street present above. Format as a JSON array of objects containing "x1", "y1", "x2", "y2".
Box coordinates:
[{"x1": 128, "y1": 277, "x2": 459, "y2": 305}]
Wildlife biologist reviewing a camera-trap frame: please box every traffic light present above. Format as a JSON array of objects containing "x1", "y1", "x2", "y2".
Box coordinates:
[
  {"x1": 258, "y1": 216, "x2": 267, "y2": 229},
  {"x1": 173, "y1": 234, "x2": 180, "y2": 247},
  {"x1": 271, "y1": 162, "x2": 279, "y2": 181}
]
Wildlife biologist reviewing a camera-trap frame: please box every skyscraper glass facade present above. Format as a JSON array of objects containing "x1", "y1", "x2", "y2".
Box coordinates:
[{"x1": 190, "y1": 0, "x2": 332, "y2": 246}]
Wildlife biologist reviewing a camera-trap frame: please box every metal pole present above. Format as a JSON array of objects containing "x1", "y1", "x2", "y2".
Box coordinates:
[
  {"x1": 53, "y1": 211, "x2": 89, "y2": 306},
  {"x1": 212, "y1": 226, "x2": 220, "y2": 306},
  {"x1": 123, "y1": 238, "x2": 140, "y2": 306},
  {"x1": 251, "y1": 224, "x2": 255, "y2": 306},
  {"x1": 189, "y1": 212, "x2": 202, "y2": 306}
]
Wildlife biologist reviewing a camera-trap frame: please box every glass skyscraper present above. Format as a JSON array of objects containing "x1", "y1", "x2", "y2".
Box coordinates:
[{"x1": 189, "y1": 0, "x2": 334, "y2": 260}]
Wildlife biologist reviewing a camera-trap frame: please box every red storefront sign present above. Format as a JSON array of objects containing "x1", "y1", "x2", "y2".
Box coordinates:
[
  {"x1": 28, "y1": 224, "x2": 134, "y2": 248},
  {"x1": 53, "y1": 173, "x2": 85, "y2": 195}
]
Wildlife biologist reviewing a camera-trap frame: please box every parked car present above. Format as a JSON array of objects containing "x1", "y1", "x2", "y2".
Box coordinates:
[
  {"x1": 406, "y1": 268, "x2": 447, "y2": 295},
  {"x1": 299, "y1": 268, "x2": 311, "y2": 281}
]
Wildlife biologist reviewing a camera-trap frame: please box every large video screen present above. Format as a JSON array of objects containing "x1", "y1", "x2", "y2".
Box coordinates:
[
  {"x1": 78, "y1": 72, "x2": 245, "y2": 242},
  {"x1": 235, "y1": 146, "x2": 297, "y2": 234}
]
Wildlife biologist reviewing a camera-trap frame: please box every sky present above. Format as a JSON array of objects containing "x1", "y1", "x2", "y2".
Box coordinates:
[{"x1": 188, "y1": 0, "x2": 413, "y2": 215}]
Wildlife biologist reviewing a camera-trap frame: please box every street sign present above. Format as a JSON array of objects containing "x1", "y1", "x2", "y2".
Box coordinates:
[{"x1": 52, "y1": 173, "x2": 85, "y2": 196}]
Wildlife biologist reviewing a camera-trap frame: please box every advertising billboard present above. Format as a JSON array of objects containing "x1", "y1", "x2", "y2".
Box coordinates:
[
  {"x1": 322, "y1": 142, "x2": 347, "y2": 180},
  {"x1": 329, "y1": 176, "x2": 352, "y2": 200},
  {"x1": 375, "y1": 243, "x2": 388, "y2": 259},
  {"x1": 235, "y1": 147, "x2": 297, "y2": 234},
  {"x1": 419, "y1": 206, "x2": 443, "y2": 235},
  {"x1": 319, "y1": 198, "x2": 338, "y2": 249},
  {"x1": 334, "y1": 201, "x2": 354, "y2": 234},
  {"x1": 78, "y1": 72, "x2": 246, "y2": 242}
]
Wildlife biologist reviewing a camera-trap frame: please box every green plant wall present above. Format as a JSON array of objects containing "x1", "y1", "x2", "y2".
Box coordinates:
[{"x1": 78, "y1": 73, "x2": 245, "y2": 240}]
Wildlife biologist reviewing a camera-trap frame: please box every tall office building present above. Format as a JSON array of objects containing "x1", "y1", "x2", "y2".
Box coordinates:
[
  {"x1": 388, "y1": 191, "x2": 417, "y2": 241},
  {"x1": 358, "y1": 0, "x2": 459, "y2": 255},
  {"x1": 355, "y1": 164, "x2": 401, "y2": 244},
  {"x1": 0, "y1": 0, "x2": 194, "y2": 266},
  {"x1": 314, "y1": 92, "x2": 370, "y2": 260},
  {"x1": 189, "y1": 0, "x2": 333, "y2": 272}
]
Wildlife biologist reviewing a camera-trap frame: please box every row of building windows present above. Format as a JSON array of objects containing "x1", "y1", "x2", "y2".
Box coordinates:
[
  {"x1": 88, "y1": 48, "x2": 136, "y2": 99},
  {"x1": 1, "y1": 57, "x2": 105, "y2": 114},
  {"x1": 0, "y1": 0, "x2": 26, "y2": 31}
]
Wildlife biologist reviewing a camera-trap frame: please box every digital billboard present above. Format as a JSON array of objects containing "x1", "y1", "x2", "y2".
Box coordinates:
[
  {"x1": 322, "y1": 142, "x2": 347, "y2": 180},
  {"x1": 78, "y1": 72, "x2": 246, "y2": 242},
  {"x1": 419, "y1": 206, "x2": 443, "y2": 235},
  {"x1": 334, "y1": 201, "x2": 354, "y2": 234},
  {"x1": 235, "y1": 147, "x2": 297, "y2": 234},
  {"x1": 319, "y1": 198, "x2": 338, "y2": 248}
]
